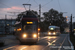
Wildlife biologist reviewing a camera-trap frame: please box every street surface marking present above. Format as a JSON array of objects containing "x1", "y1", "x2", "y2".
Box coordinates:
[
  {"x1": 3, "y1": 45, "x2": 19, "y2": 50},
  {"x1": 20, "y1": 47, "x2": 27, "y2": 50},
  {"x1": 42, "y1": 39, "x2": 58, "y2": 50},
  {"x1": 58, "y1": 34, "x2": 67, "y2": 50},
  {"x1": 38, "y1": 36, "x2": 57, "y2": 43},
  {"x1": 37, "y1": 36, "x2": 49, "y2": 43}
]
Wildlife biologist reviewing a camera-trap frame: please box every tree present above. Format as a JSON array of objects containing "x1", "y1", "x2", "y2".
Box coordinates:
[
  {"x1": 16, "y1": 10, "x2": 38, "y2": 21},
  {"x1": 41, "y1": 8, "x2": 67, "y2": 32},
  {"x1": 43, "y1": 9, "x2": 66, "y2": 26}
]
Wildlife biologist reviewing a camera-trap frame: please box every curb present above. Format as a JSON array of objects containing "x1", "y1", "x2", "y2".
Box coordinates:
[
  {"x1": 68, "y1": 34, "x2": 74, "y2": 50},
  {"x1": 0, "y1": 40, "x2": 4, "y2": 47}
]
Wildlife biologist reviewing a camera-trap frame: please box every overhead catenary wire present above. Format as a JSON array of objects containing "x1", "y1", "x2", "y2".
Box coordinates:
[
  {"x1": 42, "y1": 0, "x2": 53, "y2": 7},
  {"x1": 26, "y1": 0, "x2": 30, "y2": 4},
  {"x1": 17, "y1": 0, "x2": 30, "y2": 11},
  {"x1": 0, "y1": 2, "x2": 11, "y2": 8},
  {"x1": 35, "y1": 0, "x2": 53, "y2": 10},
  {"x1": 0, "y1": 2, "x2": 23, "y2": 19},
  {"x1": 30, "y1": 0, "x2": 39, "y2": 10},
  {"x1": 0, "y1": 0, "x2": 53, "y2": 15},
  {"x1": 34, "y1": 0, "x2": 53, "y2": 17},
  {"x1": 0, "y1": 1, "x2": 25, "y2": 17},
  {"x1": 23, "y1": 5, "x2": 27, "y2": 11},
  {"x1": 0, "y1": 2, "x2": 24, "y2": 12},
  {"x1": 57, "y1": 0, "x2": 62, "y2": 11},
  {"x1": 34, "y1": 0, "x2": 39, "y2": 5}
]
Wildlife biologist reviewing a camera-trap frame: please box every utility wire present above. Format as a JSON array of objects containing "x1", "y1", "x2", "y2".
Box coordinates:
[
  {"x1": 33, "y1": 5, "x2": 39, "y2": 8},
  {"x1": 0, "y1": 2, "x2": 10, "y2": 8},
  {"x1": 23, "y1": 5, "x2": 27, "y2": 11},
  {"x1": 22, "y1": 0, "x2": 31, "y2": 11},
  {"x1": 33, "y1": 0, "x2": 53, "y2": 17},
  {"x1": 58, "y1": 0, "x2": 62, "y2": 11},
  {"x1": 34, "y1": 0, "x2": 39, "y2": 5},
  {"x1": 0, "y1": 2, "x2": 23, "y2": 12},
  {"x1": 26, "y1": 0, "x2": 30, "y2": 4},
  {"x1": 0, "y1": 2, "x2": 23, "y2": 18},
  {"x1": 42, "y1": 0, "x2": 53, "y2": 7},
  {"x1": 32, "y1": 0, "x2": 39, "y2": 10},
  {"x1": 35, "y1": 0, "x2": 53, "y2": 10}
]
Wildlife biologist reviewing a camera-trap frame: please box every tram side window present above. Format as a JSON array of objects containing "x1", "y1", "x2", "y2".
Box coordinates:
[
  {"x1": 14, "y1": 28, "x2": 16, "y2": 31},
  {"x1": 55, "y1": 28, "x2": 60, "y2": 32},
  {"x1": 23, "y1": 25, "x2": 26, "y2": 31}
]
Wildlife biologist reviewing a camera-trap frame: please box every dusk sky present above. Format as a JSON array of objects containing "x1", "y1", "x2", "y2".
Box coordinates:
[{"x1": 0, "y1": 0, "x2": 75, "y2": 22}]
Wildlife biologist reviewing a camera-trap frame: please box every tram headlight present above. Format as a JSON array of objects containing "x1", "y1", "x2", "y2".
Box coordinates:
[
  {"x1": 53, "y1": 32, "x2": 55, "y2": 35},
  {"x1": 23, "y1": 34, "x2": 27, "y2": 38},
  {"x1": 38, "y1": 32, "x2": 40, "y2": 35},
  {"x1": 33, "y1": 34, "x2": 37, "y2": 38},
  {"x1": 48, "y1": 32, "x2": 51, "y2": 35}
]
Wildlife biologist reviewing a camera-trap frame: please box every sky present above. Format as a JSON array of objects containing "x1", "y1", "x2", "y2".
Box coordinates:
[{"x1": 0, "y1": 0, "x2": 75, "y2": 22}]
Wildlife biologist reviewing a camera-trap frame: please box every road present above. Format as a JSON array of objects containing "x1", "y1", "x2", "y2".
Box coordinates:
[{"x1": 0, "y1": 34, "x2": 73, "y2": 50}]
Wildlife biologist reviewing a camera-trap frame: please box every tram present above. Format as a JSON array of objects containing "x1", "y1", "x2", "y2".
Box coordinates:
[
  {"x1": 45, "y1": 26, "x2": 60, "y2": 36},
  {"x1": 14, "y1": 14, "x2": 38, "y2": 43}
]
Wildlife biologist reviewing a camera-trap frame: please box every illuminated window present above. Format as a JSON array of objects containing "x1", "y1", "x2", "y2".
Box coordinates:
[{"x1": 27, "y1": 22, "x2": 33, "y2": 24}]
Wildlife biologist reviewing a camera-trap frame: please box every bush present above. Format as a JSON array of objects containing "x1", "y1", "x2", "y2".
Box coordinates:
[
  {"x1": 0, "y1": 42, "x2": 4, "y2": 47},
  {"x1": 70, "y1": 35, "x2": 75, "y2": 49}
]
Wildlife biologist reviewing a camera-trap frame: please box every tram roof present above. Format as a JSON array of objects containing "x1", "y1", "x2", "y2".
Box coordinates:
[
  {"x1": 48, "y1": 26, "x2": 60, "y2": 29},
  {"x1": 22, "y1": 15, "x2": 38, "y2": 18}
]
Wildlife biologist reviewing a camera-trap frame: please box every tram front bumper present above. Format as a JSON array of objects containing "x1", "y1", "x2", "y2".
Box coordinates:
[
  {"x1": 44, "y1": 32, "x2": 60, "y2": 36},
  {"x1": 19, "y1": 38, "x2": 38, "y2": 42}
]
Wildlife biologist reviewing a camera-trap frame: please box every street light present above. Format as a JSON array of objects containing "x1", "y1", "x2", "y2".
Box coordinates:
[
  {"x1": 7, "y1": 24, "x2": 9, "y2": 26},
  {"x1": 67, "y1": 14, "x2": 75, "y2": 36},
  {"x1": 66, "y1": 16, "x2": 68, "y2": 18}
]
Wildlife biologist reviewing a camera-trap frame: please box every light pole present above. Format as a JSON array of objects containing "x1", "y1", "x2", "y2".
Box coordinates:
[
  {"x1": 70, "y1": 14, "x2": 75, "y2": 36},
  {"x1": 5, "y1": 14, "x2": 7, "y2": 35},
  {"x1": 70, "y1": 14, "x2": 72, "y2": 36},
  {"x1": 66, "y1": 14, "x2": 74, "y2": 36},
  {"x1": 39, "y1": 4, "x2": 41, "y2": 22}
]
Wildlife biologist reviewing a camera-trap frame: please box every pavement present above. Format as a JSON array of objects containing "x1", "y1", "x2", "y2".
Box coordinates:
[
  {"x1": 0, "y1": 35, "x2": 6, "y2": 47},
  {"x1": 0, "y1": 35, "x2": 6, "y2": 37},
  {"x1": 0, "y1": 33, "x2": 74, "y2": 50}
]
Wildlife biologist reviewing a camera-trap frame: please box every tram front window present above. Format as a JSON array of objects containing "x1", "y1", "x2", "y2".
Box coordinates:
[
  {"x1": 23, "y1": 25, "x2": 32, "y2": 31},
  {"x1": 22, "y1": 25, "x2": 37, "y2": 38},
  {"x1": 23, "y1": 25, "x2": 37, "y2": 33}
]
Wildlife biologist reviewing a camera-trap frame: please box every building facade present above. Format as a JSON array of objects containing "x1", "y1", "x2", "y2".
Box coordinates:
[{"x1": 0, "y1": 19, "x2": 16, "y2": 34}]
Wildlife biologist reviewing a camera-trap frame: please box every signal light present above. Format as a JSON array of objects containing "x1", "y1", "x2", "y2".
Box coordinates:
[
  {"x1": 38, "y1": 28, "x2": 40, "y2": 32},
  {"x1": 17, "y1": 28, "x2": 21, "y2": 31},
  {"x1": 66, "y1": 19, "x2": 68, "y2": 21},
  {"x1": 66, "y1": 16, "x2": 68, "y2": 18}
]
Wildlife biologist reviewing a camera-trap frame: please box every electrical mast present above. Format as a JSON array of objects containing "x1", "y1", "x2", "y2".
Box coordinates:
[{"x1": 39, "y1": 4, "x2": 41, "y2": 22}]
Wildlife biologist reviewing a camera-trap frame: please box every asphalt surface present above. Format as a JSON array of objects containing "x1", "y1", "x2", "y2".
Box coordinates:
[{"x1": 0, "y1": 34, "x2": 73, "y2": 50}]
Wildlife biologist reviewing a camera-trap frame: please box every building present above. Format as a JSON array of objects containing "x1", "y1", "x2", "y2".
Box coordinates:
[
  {"x1": 0, "y1": 20, "x2": 5, "y2": 34},
  {"x1": 0, "y1": 19, "x2": 16, "y2": 34}
]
